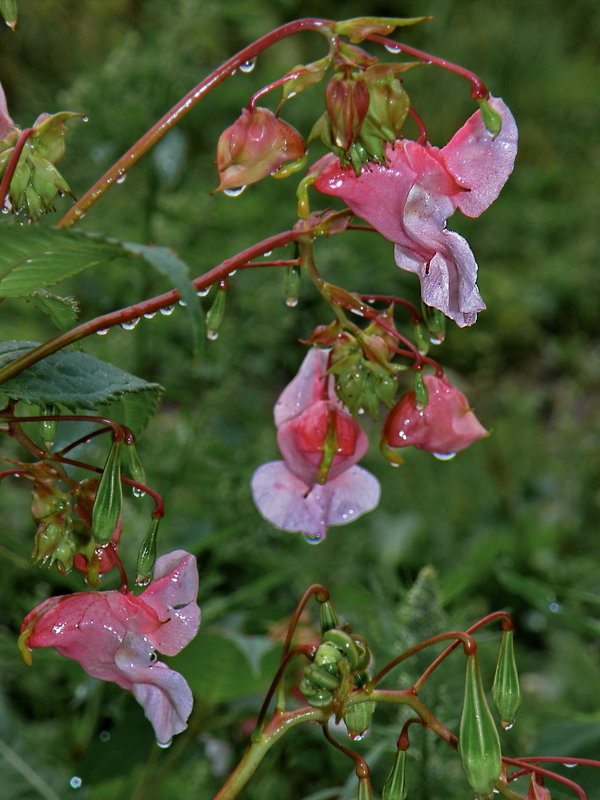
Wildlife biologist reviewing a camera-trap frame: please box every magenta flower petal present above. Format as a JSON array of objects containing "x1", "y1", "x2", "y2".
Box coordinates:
[
  {"x1": 0, "y1": 81, "x2": 15, "y2": 141},
  {"x1": 115, "y1": 632, "x2": 194, "y2": 746},
  {"x1": 441, "y1": 96, "x2": 518, "y2": 218},
  {"x1": 251, "y1": 461, "x2": 380, "y2": 539},
  {"x1": 274, "y1": 347, "x2": 330, "y2": 427}
]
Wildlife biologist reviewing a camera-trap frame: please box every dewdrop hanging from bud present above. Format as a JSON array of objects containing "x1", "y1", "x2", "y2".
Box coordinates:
[
  {"x1": 492, "y1": 627, "x2": 521, "y2": 730},
  {"x1": 91, "y1": 439, "x2": 123, "y2": 544},
  {"x1": 206, "y1": 284, "x2": 227, "y2": 340},
  {"x1": 124, "y1": 441, "x2": 146, "y2": 487},
  {"x1": 459, "y1": 652, "x2": 502, "y2": 796}
]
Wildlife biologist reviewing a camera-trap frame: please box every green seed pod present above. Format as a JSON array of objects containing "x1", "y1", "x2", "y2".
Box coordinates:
[
  {"x1": 304, "y1": 663, "x2": 342, "y2": 691},
  {"x1": 0, "y1": 0, "x2": 17, "y2": 30},
  {"x1": 351, "y1": 634, "x2": 371, "y2": 671},
  {"x1": 40, "y1": 406, "x2": 58, "y2": 450},
  {"x1": 205, "y1": 286, "x2": 227, "y2": 340},
  {"x1": 412, "y1": 321, "x2": 430, "y2": 355},
  {"x1": 299, "y1": 677, "x2": 333, "y2": 707},
  {"x1": 319, "y1": 599, "x2": 340, "y2": 634},
  {"x1": 492, "y1": 628, "x2": 521, "y2": 730},
  {"x1": 421, "y1": 302, "x2": 446, "y2": 344},
  {"x1": 343, "y1": 700, "x2": 376, "y2": 740},
  {"x1": 382, "y1": 748, "x2": 408, "y2": 800},
  {"x1": 476, "y1": 97, "x2": 503, "y2": 137},
  {"x1": 357, "y1": 777, "x2": 374, "y2": 800},
  {"x1": 315, "y1": 642, "x2": 345, "y2": 669},
  {"x1": 125, "y1": 442, "x2": 146, "y2": 486},
  {"x1": 284, "y1": 264, "x2": 301, "y2": 308},
  {"x1": 135, "y1": 516, "x2": 159, "y2": 586},
  {"x1": 92, "y1": 439, "x2": 123, "y2": 544},
  {"x1": 459, "y1": 653, "x2": 502, "y2": 796},
  {"x1": 322, "y1": 629, "x2": 360, "y2": 670}
]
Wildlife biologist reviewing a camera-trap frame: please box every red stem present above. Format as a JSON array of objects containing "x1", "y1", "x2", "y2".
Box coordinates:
[
  {"x1": 247, "y1": 70, "x2": 306, "y2": 111},
  {"x1": 503, "y1": 757, "x2": 588, "y2": 800},
  {"x1": 0, "y1": 127, "x2": 34, "y2": 210},
  {"x1": 366, "y1": 34, "x2": 487, "y2": 99},
  {"x1": 253, "y1": 644, "x2": 315, "y2": 733},
  {"x1": 0, "y1": 414, "x2": 133, "y2": 444},
  {"x1": 408, "y1": 106, "x2": 428, "y2": 144},
  {"x1": 414, "y1": 611, "x2": 513, "y2": 691},
  {"x1": 358, "y1": 293, "x2": 421, "y2": 322},
  {"x1": 282, "y1": 583, "x2": 329, "y2": 659},
  {"x1": 321, "y1": 724, "x2": 370, "y2": 779},
  {"x1": 56, "y1": 19, "x2": 334, "y2": 228}
]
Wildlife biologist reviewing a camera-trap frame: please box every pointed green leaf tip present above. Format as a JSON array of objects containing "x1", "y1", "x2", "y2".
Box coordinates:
[
  {"x1": 1, "y1": 0, "x2": 17, "y2": 30},
  {"x1": 334, "y1": 16, "x2": 430, "y2": 44},
  {"x1": 92, "y1": 439, "x2": 122, "y2": 544},
  {"x1": 459, "y1": 653, "x2": 502, "y2": 796},
  {"x1": 382, "y1": 748, "x2": 408, "y2": 800},
  {"x1": 492, "y1": 628, "x2": 521, "y2": 730}
]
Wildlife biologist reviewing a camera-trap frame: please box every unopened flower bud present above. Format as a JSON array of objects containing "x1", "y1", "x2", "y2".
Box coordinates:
[
  {"x1": 421, "y1": 302, "x2": 446, "y2": 344},
  {"x1": 357, "y1": 776, "x2": 374, "y2": 800},
  {"x1": 136, "y1": 516, "x2": 160, "y2": 586},
  {"x1": 362, "y1": 64, "x2": 409, "y2": 145},
  {"x1": 0, "y1": 0, "x2": 17, "y2": 30},
  {"x1": 344, "y1": 700, "x2": 376, "y2": 739},
  {"x1": 319, "y1": 599, "x2": 340, "y2": 634},
  {"x1": 492, "y1": 628, "x2": 520, "y2": 730},
  {"x1": 325, "y1": 73, "x2": 370, "y2": 151},
  {"x1": 459, "y1": 653, "x2": 502, "y2": 796},
  {"x1": 206, "y1": 285, "x2": 227, "y2": 340},
  {"x1": 284, "y1": 264, "x2": 301, "y2": 307},
  {"x1": 215, "y1": 107, "x2": 305, "y2": 192},
  {"x1": 92, "y1": 439, "x2": 123, "y2": 544},
  {"x1": 477, "y1": 96, "x2": 503, "y2": 137},
  {"x1": 527, "y1": 772, "x2": 551, "y2": 800},
  {"x1": 382, "y1": 747, "x2": 408, "y2": 800},
  {"x1": 125, "y1": 442, "x2": 146, "y2": 486},
  {"x1": 413, "y1": 371, "x2": 428, "y2": 410},
  {"x1": 40, "y1": 407, "x2": 58, "y2": 450}
]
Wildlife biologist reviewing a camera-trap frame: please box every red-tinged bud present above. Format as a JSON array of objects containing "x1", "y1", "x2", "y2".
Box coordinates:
[
  {"x1": 362, "y1": 65, "x2": 409, "y2": 144},
  {"x1": 527, "y1": 772, "x2": 551, "y2": 800},
  {"x1": 215, "y1": 107, "x2": 305, "y2": 193},
  {"x1": 459, "y1": 653, "x2": 502, "y2": 796},
  {"x1": 325, "y1": 73, "x2": 370, "y2": 151},
  {"x1": 334, "y1": 16, "x2": 429, "y2": 44},
  {"x1": 281, "y1": 58, "x2": 330, "y2": 103}
]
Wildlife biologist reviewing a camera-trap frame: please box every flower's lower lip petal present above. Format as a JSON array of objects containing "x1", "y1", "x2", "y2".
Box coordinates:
[{"x1": 319, "y1": 466, "x2": 381, "y2": 526}]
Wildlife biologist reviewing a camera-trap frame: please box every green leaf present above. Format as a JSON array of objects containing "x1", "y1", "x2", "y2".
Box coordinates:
[
  {"x1": 24, "y1": 290, "x2": 80, "y2": 331},
  {"x1": 0, "y1": 226, "x2": 123, "y2": 298},
  {"x1": 0, "y1": 342, "x2": 163, "y2": 435},
  {"x1": 122, "y1": 242, "x2": 203, "y2": 348}
]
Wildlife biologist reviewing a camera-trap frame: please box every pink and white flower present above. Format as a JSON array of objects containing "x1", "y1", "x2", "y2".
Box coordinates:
[
  {"x1": 20, "y1": 550, "x2": 200, "y2": 746},
  {"x1": 251, "y1": 348, "x2": 380, "y2": 541},
  {"x1": 312, "y1": 96, "x2": 517, "y2": 327},
  {"x1": 0, "y1": 80, "x2": 16, "y2": 141},
  {"x1": 382, "y1": 374, "x2": 488, "y2": 457}
]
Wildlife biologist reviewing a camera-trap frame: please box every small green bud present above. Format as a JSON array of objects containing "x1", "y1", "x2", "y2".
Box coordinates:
[
  {"x1": 413, "y1": 371, "x2": 428, "y2": 410},
  {"x1": 344, "y1": 700, "x2": 376, "y2": 740},
  {"x1": 40, "y1": 406, "x2": 58, "y2": 450},
  {"x1": 459, "y1": 653, "x2": 502, "y2": 796},
  {"x1": 92, "y1": 439, "x2": 123, "y2": 544},
  {"x1": 319, "y1": 599, "x2": 340, "y2": 633},
  {"x1": 136, "y1": 516, "x2": 159, "y2": 586},
  {"x1": 0, "y1": 0, "x2": 17, "y2": 30},
  {"x1": 412, "y1": 321, "x2": 430, "y2": 355},
  {"x1": 477, "y1": 97, "x2": 503, "y2": 137},
  {"x1": 205, "y1": 286, "x2": 227, "y2": 340},
  {"x1": 382, "y1": 748, "x2": 408, "y2": 800},
  {"x1": 357, "y1": 777, "x2": 374, "y2": 800},
  {"x1": 420, "y1": 302, "x2": 446, "y2": 344},
  {"x1": 492, "y1": 628, "x2": 520, "y2": 730}
]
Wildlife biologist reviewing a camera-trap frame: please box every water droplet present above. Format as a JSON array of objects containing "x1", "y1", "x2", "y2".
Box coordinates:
[
  {"x1": 348, "y1": 731, "x2": 367, "y2": 741},
  {"x1": 502, "y1": 722, "x2": 514, "y2": 731},
  {"x1": 82, "y1": 115, "x2": 89, "y2": 123},
  {"x1": 263, "y1": 249, "x2": 272, "y2": 257},
  {"x1": 132, "y1": 486, "x2": 146, "y2": 498},
  {"x1": 287, "y1": 90, "x2": 297, "y2": 99},
  {"x1": 285, "y1": 297, "x2": 298, "y2": 308},
  {"x1": 357, "y1": 407, "x2": 365, "y2": 415},
  {"x1": 96, "y1": 328, "x2": 109, "y2": 335},
  {"x1": 429, "y1": 335, "x2": 444, "y2": 345},
  {"x1": 228, "y1": 269, "x2": 237, "y2": 276},
  {"x1": 223, "y1": 185, "x2": 247, "y2": 197},
  {"x1": 197, "y1": 287, "x2": 210, "y2": 297},
  {"x1": 230, "y1": 68, "x2": 237, "y2": 77},
  {"x1": 160, "y1": 304, "x2": 175, "y2": 316},
  {"x1": 389, "y1": 461, "x2": 401, "y2": 468},
  {"x1": 548, "y1": 601, "x2": 561, "y2": 613},
  {"x1": 69, "y1": 776, "x2": 82, "y2": 789},
  {"x1": 178, "y1": 299, "x2": 187, "y2": 307},
  {"x1": 384, "y1": 42, "x2": 402, "y2": 54},
  {"x1": 120, "y1": 318, "x2": 140, "y2": 330},
  {"x1": 143, "y1": 311, "x2": 156, "y2": 319},
  {"x1": 565, "y1": 763, "x2": 577, "y2": 768},
  {"x1": 303, "y1": 531, "x2": 325, "y2": 545},
  {"x1": 206, "y1": 330, "x2": 219, "y2": 341},
  {"x1": 349, "y1": 307, "x2": 364, "y2": 317},
  {"x1": 1, "y1": 206, "x2": 9, "y2": 214},
  {"x1": 136, "y1": 573, "x2": 152, "y2": 587},
  {"x1": 433, "y1": 451, "x2": 456, "y2": 461},
  {"x1": 239, "y1": 58, "x2": 256, "y2": 73},
  {"x1": 99, "y1": 730, "x2": 110, "y2": 742},
  {"x1": 115, "y1": 171, "x2": 127, "y2": 184},
  {"x1": 156, "y1": 739, "x2": 172, "y2": 749}
]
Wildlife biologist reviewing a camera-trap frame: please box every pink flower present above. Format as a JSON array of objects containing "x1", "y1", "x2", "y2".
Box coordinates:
[
  {"x1": 251, "y1": 348, "x2": 380, "y2": 541},
  {"x1": 0, "y1": 80, "x2": 16, "y2": 141},
  {"x1": 382, "y1": 374, "x2": 488, "y2": 457},
  {"x1": 19, "y1": 550, "x2": 200, "y2": 745},
  {"x1": 312, "y1": 96, "x2": 517, "y2": 327},
  {"x1": 215, "y1": 107, "x2": 305, "y2": 192}
]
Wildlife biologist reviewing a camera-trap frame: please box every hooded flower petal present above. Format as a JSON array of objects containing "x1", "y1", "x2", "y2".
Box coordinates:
[
  {"x1": 0, "y1": 81, "x2": 16, "y2": 141},
  {"x1": 273, "y1": 347, "x2": 331, "y2": 427},
  {"x1": 251, "y1": 460, "x2": 380, "y2": 540},
  {"x1": 383, "y1": 374, "x2": 488, "y2": 455},
  {"x1": 20, "y1": 550, "x2": 200, "y2": 744},
  {"x1": 313, "y1": 99, "x2": 517, "y2": 327}
]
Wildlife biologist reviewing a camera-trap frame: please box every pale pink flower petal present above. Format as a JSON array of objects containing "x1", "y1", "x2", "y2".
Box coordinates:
[
  {"x1": 441, "y1": 96, "x2": 518, "y2": 218},
  {"x1": 116, "y1": 632, "x2": 194, "y2": 745},
  {"x1": 251, "y1": 461, "x2": 380, "y2": 539},
  {"x1": 274, "y1": 347, "x2": 330, "y2": 427},
  {"x1": 0, "y1": 81, "x2": 15, "y2": 140}
]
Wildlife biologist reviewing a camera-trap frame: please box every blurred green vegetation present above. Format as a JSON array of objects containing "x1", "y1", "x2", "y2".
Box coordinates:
[{"x1": 1, "y1": 0, "x2": 599, "y2": 798}]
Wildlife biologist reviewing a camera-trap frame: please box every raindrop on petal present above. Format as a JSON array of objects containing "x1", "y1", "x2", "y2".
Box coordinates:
[
  {"x1": 206, "y1": 330, "x2": 219, "y2": 341},
  {"x1": 303, "y1": 531, "x2": 325, "y2": 545},
  {"x1": 223, "y1": 185, "x2": 247, "y2": 197},
  {"x1": 433, "y1": 451, "x2": 456, "y2": 461},
  {"x1": 156, "y1": 739, "x2": 172, "y2": 749},
  {"x1": 348, "y1": 731, "x2": 367, "y2": 741}
]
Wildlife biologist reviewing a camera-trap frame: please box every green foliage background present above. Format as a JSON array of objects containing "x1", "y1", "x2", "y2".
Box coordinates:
[{"x1": 1, "y1": 1, "x2": 599, "y2": 798}]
